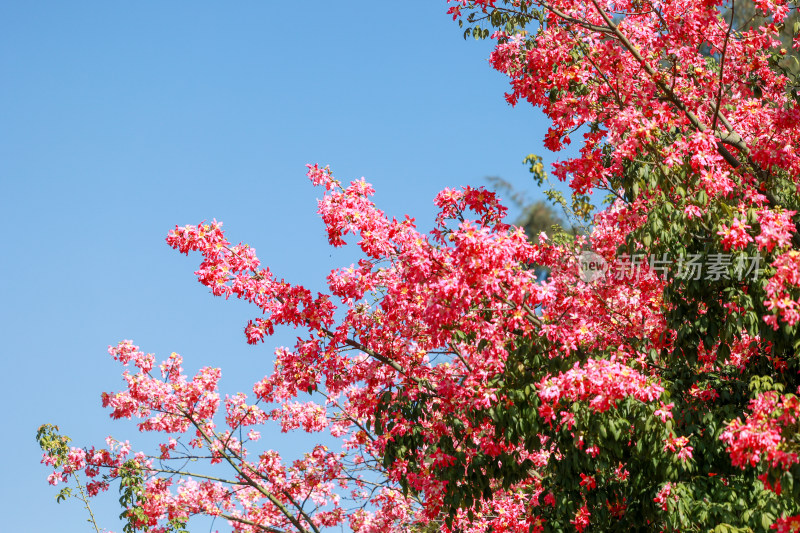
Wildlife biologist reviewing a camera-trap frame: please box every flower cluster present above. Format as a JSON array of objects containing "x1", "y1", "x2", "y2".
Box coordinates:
[
  {"x1": 721, "y1": 389, "x2": 800, "y2": 471},
  {"x1": 42, "y1": 159, "x2": 687, "y2": 531},
  {"x1": 764, "y1": 250, "x2": 800, "y2": 328},
  {"x1": 537, "y1": 358, "x2": 664, "y2": 421}
]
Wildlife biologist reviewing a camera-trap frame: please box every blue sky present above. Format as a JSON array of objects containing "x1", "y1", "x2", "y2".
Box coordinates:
[{"x1": 1, "y1": 2, "x2": 573, "y2": 531}]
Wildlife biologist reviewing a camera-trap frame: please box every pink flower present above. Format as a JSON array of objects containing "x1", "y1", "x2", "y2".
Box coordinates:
[
  {"x1": 684, "y1": 205, "x2": 704, "y2": 219},
  {"x1": 654, "y1": 401, "x2": 674, "y2": 422},
  {"x1": 571, "y1": 505, "x2": 591, "y2": 532},
  {"x1": 653, "y1": 482, "x2": 678, "y2": 511},
  {"x1": 664, "y1": 434, "x2": 693, "y2": 462},
  {"x1": 717, "y1": 218, "x2": 753, "y2": 251},
  {"x1": 771, "y1": 514, "x2": 800, "y2": 532},
  {"x1": 756, "y1": 209, "x2": 796, "y2": 253},
  {"x1": 579, "y1": 473, "x2": 596, "y2": 491},
  {"x1": 585, "y1": 445, "x2": 600, "y2": 458}
]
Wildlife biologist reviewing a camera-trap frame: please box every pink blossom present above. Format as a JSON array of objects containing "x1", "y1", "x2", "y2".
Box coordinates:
[{"x1": 717, "y1": 218, "x2": 754, "y2": 251}]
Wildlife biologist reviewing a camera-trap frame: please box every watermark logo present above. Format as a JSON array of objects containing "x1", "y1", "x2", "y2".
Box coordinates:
[
  {"x1": 567, "y1": 250, "x2": 764, "y2": 283},
  {"x1": 578, "y1": 251, "x2": 608, "y2": 282}
]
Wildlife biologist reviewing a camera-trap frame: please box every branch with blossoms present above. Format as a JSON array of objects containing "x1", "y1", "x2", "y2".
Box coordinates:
[
  {"x1": 36, "y1": 425, "x2": 103, "y2": 533},
  {"x1": 38, "y1": 2, "x2": 800, "y2": 530},
  {"x1": 40, "y1": 155, "x2": 800, "y2": 530},
  {"x1": 41, "y1": 342, "x2": 357, "y2": 533},
  {"x1": 458, "y1": 0, "x2": 800, "y2": 243},
  {"x1": 39, "y1": 160, "x2": 685, "y2": 532}
]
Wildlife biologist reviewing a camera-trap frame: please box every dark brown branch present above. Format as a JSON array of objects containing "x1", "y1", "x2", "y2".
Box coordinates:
[{"x1": 712, "y1": 0, "x2": 736, "y2": 132}]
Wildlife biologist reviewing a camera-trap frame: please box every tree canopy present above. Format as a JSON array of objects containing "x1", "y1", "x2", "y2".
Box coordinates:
[{"x1": 39, "y1": 1, "x2": 800, "y2": 531}]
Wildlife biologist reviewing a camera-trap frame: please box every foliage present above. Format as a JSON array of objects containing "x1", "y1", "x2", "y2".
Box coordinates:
[
  {"x1": 38, "y1": 0, "x2": 800, "y2": 532},
  {"x1": 37, "y1": 424, "x2": 102, "y2": 533},
  {"x1": 486, "y1": 158, "x2": 583, "y2": 242}
]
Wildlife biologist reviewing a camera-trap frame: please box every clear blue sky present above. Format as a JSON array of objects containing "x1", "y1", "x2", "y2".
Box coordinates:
[{"x1": 0, "y1": 2, "x2": 574, "y2": 531}]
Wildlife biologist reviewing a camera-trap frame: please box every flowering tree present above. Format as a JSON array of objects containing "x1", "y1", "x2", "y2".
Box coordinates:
[{"x1": 40, "y1": 0, "x2": 800, "y2": 531}]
